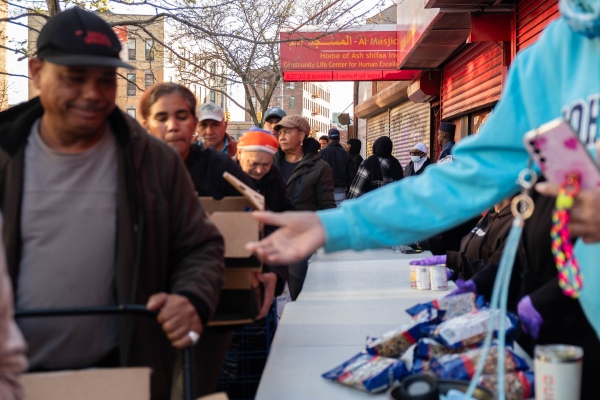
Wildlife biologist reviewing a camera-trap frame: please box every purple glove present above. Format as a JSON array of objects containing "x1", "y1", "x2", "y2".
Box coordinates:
[
  {"x1": 409, "y1": 255, "x2": 447, "y2": 266},
  {"x1": 447, "y1": 279, "x2": 477, "y2": 297},
  {"x1": 518, "y1": 295, "x2": 544, "y2": 340}
]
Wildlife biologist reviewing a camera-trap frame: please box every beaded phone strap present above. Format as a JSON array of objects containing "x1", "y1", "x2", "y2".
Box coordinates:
[{"x1": 551, "y1": 173, "x2": 583, "y2": 298}]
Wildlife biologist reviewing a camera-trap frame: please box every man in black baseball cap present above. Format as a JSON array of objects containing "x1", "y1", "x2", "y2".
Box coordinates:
[
  {"x1": 36, "y1": 7, "x2": 133, "y2": 69},
  {"x1": 2, "y1": 7, "x2": 225, "y2": 399}
]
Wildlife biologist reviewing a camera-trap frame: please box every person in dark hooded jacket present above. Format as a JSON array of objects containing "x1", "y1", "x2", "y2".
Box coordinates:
[
  {"x1": 346, "y1": 138, "x2": 363, "y2": 179},
  {"x1": 347, "y1": 136, "x2": 403, "y2": 199},
  {"x1": 273, "y1": 116, "x2": 335, "y2": 211}
]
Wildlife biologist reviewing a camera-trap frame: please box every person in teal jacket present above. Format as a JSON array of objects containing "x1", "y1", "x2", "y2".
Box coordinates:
[{"x1": 247, "y1": 0, "x2": 600, "y2": 341}]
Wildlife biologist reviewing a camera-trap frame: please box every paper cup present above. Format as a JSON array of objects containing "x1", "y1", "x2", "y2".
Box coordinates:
[{"x1": 534, "y1": 344, "x2": 583, "y2": 400}]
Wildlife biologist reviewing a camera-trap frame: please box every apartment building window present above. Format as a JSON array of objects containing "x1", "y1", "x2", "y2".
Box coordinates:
[
  {"x1": 210, "y1": 91, "x2": 216, "y2": 102},
  {"x1": 128, "y1": 39, "x2": 136, "y2": 60},
  {"x1": 289, "y1": 96, "x2": 295, "y2": 109},
  {"x1": 145, "y1": 73, "x2": 154, "y2": 88},
  {"x1": 289, "y1": 82, "x2": 295, "y2": 90},
  {"x1": 127, "y1": 73, "x2": 136, "y2": 97},
  {"x1": 145, "y1": 39, "x2": 154, "y2": 60},
  {"x1": 127, "y1": 108, "x2": 136, "y2": 119}
]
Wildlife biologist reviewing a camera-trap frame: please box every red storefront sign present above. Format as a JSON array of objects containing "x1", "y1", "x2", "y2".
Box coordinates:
[
  {"x1": 283, "y1": 70, "x2": 420, "y2": 82},
  {"x1": 281, "y1": 27, "x2": 418, "y2": 81}
]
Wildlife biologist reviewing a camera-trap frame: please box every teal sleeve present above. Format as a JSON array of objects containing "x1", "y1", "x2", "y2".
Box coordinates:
[{"x1": 318, "y1": 57, "x2": 534, "y2": 253}]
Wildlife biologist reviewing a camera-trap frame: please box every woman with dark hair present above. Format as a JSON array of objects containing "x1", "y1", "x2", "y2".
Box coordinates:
[
  {"x1": 347, "y1": 136, "x2": 403, "y2": 199},
  {"x1": 140, "y1": 82, "x2": 254, "y2": 199},
  {"x1": 140, "y1": 83, "x2": 274, "y2": 398}
]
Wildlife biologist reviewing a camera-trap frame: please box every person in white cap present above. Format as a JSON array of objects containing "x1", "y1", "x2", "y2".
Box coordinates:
[
  {"x1": 197, "y1": 101, "x2": 238, "y2": 157},
  {"x1": 404, "y1": 142, "x2": 432, "y2": 177}
]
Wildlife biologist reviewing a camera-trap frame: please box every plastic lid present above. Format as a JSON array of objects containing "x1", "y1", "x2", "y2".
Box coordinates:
[{"x1": 534, "y1": 344, "x2": 583, "y2": 363}]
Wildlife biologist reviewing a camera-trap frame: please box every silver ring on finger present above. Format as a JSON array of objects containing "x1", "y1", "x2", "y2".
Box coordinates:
[{"x1": 187, "y1": 331, "x2": 200, "y2": 346}]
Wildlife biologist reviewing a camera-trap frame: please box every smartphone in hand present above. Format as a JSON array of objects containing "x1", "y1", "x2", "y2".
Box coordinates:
[{"x1": 523, "y1": 118, "x2": 600, "y2": 189}]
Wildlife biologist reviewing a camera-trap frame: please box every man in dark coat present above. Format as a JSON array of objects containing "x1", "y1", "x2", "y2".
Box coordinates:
[
  {"x1": 1, "y1": 9, "x2": 225, "y2": 399},
  {"x1": 438, "y1": 121, "x2": 456, "y2": 161},
  {"x1": 319, "y1": 128, "x2": 353, "y2": 206}
]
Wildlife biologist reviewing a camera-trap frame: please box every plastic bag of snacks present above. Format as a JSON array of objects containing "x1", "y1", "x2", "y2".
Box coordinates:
[
  {"x1": 413, "y1": 338, "x2": 470, "y2": 360},
  {"x1": 321, "y1": 352, "x2": 409, "y2": 393},
  {"x1": 367, "y1": 308, "x2": 442, "y2": 357},
  {"x1": 411, "y1": 358, "x2": 435, "y2": 375},
  {"x1": 478, "y1": 371, "x2": 535, "y2": 400},
  {"x1": 429, "y1": 347, "x2": 529, "y2": 381},
  {"x1": 406, "y1": 293, "x2": 484, "y2": 320},
  {"x1": 430, "y1": 310, "x2": 513, "y2": 349}
]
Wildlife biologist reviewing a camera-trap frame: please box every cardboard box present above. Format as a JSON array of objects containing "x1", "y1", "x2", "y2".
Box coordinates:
[
  {"x1": 200, "y1": 173, "x2": 265, "y2": 326},
  {"x1": 22, "y1": 367, "x2": 151, "y2": 400}
]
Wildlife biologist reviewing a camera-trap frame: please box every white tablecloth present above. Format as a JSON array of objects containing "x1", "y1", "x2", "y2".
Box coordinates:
[{"x1": 256, "y1": 248, "x2": 453, "y2": 400}]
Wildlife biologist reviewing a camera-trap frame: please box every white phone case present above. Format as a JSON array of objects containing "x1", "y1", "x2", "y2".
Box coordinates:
[{"x1": 523, "y1": 118, "x2": 600, "y2": 189}]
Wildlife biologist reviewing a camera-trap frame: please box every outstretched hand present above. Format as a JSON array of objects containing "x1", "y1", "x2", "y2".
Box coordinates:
[
  {"x1": 409, "y1": 255, "x2": 447, "y2": 266},
  {"x1": 245, "y1": 211, "x2": 326, "y2": 265}
]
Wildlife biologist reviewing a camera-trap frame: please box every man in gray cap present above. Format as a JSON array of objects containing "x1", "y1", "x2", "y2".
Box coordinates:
[
  {"x1": 438, "y1": 121, "x2": 457, "y2": 161},
  {"x1": 198, "y1": 101, "x2": 238, "y2": 157},
  {"x1": 263, "y1": 106, "x2": 287, "y2": 138},
  {"x1": 0, "y1": 7, "x2": 224, "y2": 399}
]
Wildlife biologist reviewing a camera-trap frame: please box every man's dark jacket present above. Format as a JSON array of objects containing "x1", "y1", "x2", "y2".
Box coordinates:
[
  {"x1": 319, "y1": 140, "x2": 353, "y2": 188},
  {"x1": 273, "y1": 138, "x2": 335, "y2": 211},
  {"x1": 185, "y1": 143, "x2": 256, "y2": 199},
  {"x1": 0, "y1": 98, "x2": 225, "y2": 399}
]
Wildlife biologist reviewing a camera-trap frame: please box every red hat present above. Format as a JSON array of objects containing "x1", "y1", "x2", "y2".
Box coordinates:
[{"x1": 238, "y1": 127, "x2": 279, "y2": 155}]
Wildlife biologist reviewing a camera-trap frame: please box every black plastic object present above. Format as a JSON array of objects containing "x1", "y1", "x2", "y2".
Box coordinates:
[
  {"x1": 15, "y1": 305, "x2": 195, "y2": 400},
  {"x1": 388, "y1": 376, "x2": 495, "y2": 400},
  {"x1": 391, "y1": 374, "x2": 439, "y2": 400}
]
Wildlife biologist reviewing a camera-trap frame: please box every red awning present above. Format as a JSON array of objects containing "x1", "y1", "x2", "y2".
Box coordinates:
[
  {"x1": 398, "y1": 12, "x2": 471, "y2": 69},
  {"x1": 425, "y1": 0, "x2": 513, "y2": 9}
]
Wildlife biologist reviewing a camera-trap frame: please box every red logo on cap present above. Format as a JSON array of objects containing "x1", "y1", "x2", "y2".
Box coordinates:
[{"x1": 74, "y1": 30, "x2": 112, "y2": 47}]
